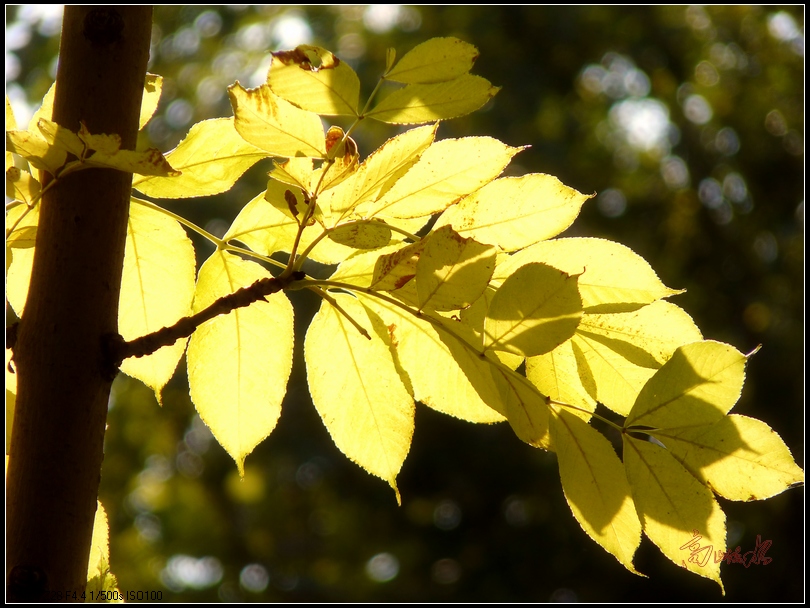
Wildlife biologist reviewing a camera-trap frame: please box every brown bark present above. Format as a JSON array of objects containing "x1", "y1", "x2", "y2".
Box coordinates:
[{"x1": 6, "y1": 7, "x2": 153, "y2": 601}]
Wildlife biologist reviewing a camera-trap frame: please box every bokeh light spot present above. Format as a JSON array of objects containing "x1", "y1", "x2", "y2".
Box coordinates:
[{"x1": 365, "y1": 552, "x2": 399, "y2": 582}]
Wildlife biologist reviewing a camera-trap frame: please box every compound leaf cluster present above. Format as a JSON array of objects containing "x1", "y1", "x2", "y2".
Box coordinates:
[{"x1": 5, "y1": 36, "x2": 802, "y2": 592}]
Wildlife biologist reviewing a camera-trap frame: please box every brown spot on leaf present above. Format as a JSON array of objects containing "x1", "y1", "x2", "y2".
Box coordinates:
[
  {"x1": 284, "y1": 189, "x2": 299, "y2": 218},
  {"x1": 394, "y1": 274, "x2": 415, "y2": 290},
  {"x1": 273, "y1": 48, "x2": 313, "y2": 68}
]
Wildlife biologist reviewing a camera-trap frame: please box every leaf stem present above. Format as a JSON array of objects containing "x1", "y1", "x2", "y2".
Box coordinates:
[
  {"x1": 307, "y1": 286, "x2": 371, "y2": 339},
  {"x1": 548, "y1": 399, "x2": 624, "y2": 432},
  {"x1": 131, "y1": 196, "x2": 224, "y2": 247},
  {"x1": 222, "y1": 243, "x2": 287, "y2": 271}
]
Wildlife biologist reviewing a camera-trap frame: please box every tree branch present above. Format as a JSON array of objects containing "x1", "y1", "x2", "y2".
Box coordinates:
[{"x1": 107, "y1": 270, "x2": 306, "y2": 371}]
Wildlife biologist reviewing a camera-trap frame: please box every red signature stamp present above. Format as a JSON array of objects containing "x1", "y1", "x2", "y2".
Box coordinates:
[{"x1": 680, "y1": 529, "x2": 772, "y2": 568}]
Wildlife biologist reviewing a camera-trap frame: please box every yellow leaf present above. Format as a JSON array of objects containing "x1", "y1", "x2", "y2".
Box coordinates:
[
  {"x1": 656, "y1": 414, "x2": 804, "y2": 501},
  {"x1": 6, "y1": 349, "x2": 16, "y2": 454},
  {"x1": 27, "y1": 81, "x2": 55, "y2": 131},
  {"x1": 304, "y1": 294, "x2": 414, "y2": 502},
  {"x1": 572, "y1": 332, "x2": 657, "y2": 416},
  {"x1": 89, "y1": 147, "x2": 178, "y2": 177},
  {"x1": 5, "y1": 128, "x2": 67, "y2": 175},
  {"x1": 484, "y1": 263, "x2": 582, "y2": 357},
  {"x1": 385, "y1": 37, "x2": 480, "y2": 84},
  {"x1": 366, "y1": 137, "x2": 522, "y2": 219},
  {"x1": 139, "y1": 73, "x2": 163, "y2": 130},
  {"x1": 86, "y1": 500, "x2": 122, "y2": 598},
  {"x1": 490, "y1": 361, "x2": 552, "y2": 449},
  {"x1": 319, "y1": 126, "x2": 359, "y2": 189},
  {"x1": 225, "y1": 190, "x2": 298, "y2": 256},
  {"x1": 86, "y1": 501, "x2": 110, "y2": 585},
  {"x1": 578, "y1": 301, "x2": 702, "y2": 366},
  {"x1": 624, "y1": 437, "x2": 726, "y2": 592},
  {"x1": 6, "y1": 96, "x2": 17, "y2": 131},
  {"x1": 225, "y1": 183, "x2": 361, "y2": 265},
  {"x1": 77, "y1": 121, "x2": 122, "y2": 155},
  {"x1": 328, "y1": 220, "x2": 393, "y2": 250},
  {"x1": 360, "y1": 293, "x2": 506, "y2": 424},
  {"x1": 432, "y1": 319, "x2": 551, "y2": 447},
  {"x1": 36, "y1": 117, "x2": 85, "y2": 156},
  {"x1": 551, "y1": 408, "x2": 643, "y2": 575},
  {"x1": 6, "y1": 167, "x2": 41, "y2": 206},
  {"x1": 437, "y1": 174, "x2": 592, "y2": 252},
  {"x1": 5, "y1": 203, "x2": 40, "y2": 316},
  {"x1": 6, "y1": 97, "x2": 16, "y2": 170},
  {"x1": 269, "y1": 156, "x2": 314, "y2": 192},
  {"x1": 626, "y1": 341, "x2": 747, "y2": 430},
  {"x1": 370, "y1": 238, "x2": 426, "y2": 297},
  {"x1": 367, "y1": 74, "x2": 500, "y2": 124},
  {"x1": 321, "y1": 124, "x2": 437, "y2": 221},
  {"x1": 495, "y1": 238, "x2": 682, "y2": 312},
  {"x1": 134, "y1": 118, "x2": 268, "y2": 198},
  {"x1": 561, "y1": 301, "x2": 703, "y2": 415},
  {"x1": 118, "y1": 200, "x2": 196, "y2": 403},
  {"x1": 268, "y1": 45, "x2": 360, "y2": 116},
  {"x1": 414, "y1": 225, "x2": 496, "y2": 312},
  {"x1": 187, "y1": 251, "x2": 294, "y2": 476},
  {"x1": 229, "y1": 81, "x2": 326, "y2": 158},
  {"x1": 527, "y1": 339, "x2": 597, "y2": 412}
]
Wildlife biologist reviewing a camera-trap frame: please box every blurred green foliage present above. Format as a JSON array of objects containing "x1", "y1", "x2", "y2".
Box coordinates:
[{"x1": 6, "y1": 5, "x2": 803, "y2": 602}]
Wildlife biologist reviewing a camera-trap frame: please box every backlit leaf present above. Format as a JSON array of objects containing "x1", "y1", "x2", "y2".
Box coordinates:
[
  {"x1": 187, "y1": 251, "x2": 294, "y2": 476},
  {"x1": 27, "y1": 81, "x2": 55, "y2": 132},
  {"x1": 527, "y1": 339, "x2": 597, "y2": 411},
  {"x1": 5, "y1": 203, "x2": 40, "y2": 315},
  {"x1": 490, "y1": 361, "x2": 552, "y2": 449},
  {"x1": 36, "y1": 119, "x2": 180, "y2": 177},
  {"x1": 268, "y1": 45, "x2": 360, "y2": 116},
  {"x1": 624, "y1": 437, "x2": 726, "y2": 592},
  {"x1": 225, "y1": 185, "x2": 360, "y2": 265},
  {"x1": 269, "y1": 156, "x2": 314, "y2": 192},
  {"x1": 366, "y1": 136, "x2": 521, "y2": 219},
  {"x1": 5, "y1": 128, "x2": 67, "y2": 175},
  {"x1": 414, "y1": 225, "x2": 496, "y2": 311},
  {"x1": 656, "y1": 414, "x2": 804, "y2": 501},
  {"x1": 566, "y1": 301, "x2": 703, "y2": 415},
  {"x1": 485, "y1": 263, "x2": 582, "y2": 357},
  {"x1": 139, "y1": 73, "x2": 163, "y2": 130},
  {"x1": 437, "y1": 174, "x2": 592, "y2": 252},
  {"x1": 37, "y1": 118, "x2": 84, "y2": 157},
  {"x1": 432, "y1": 318, "x2": 551, "y2": 447},
  {"x1": 86, "y1": 500, "x2": 121, "y2": 597},
  {"x1": 229, "y1": 82, "x2": 326, "y2": 158},
  {"x1": 5, "y1": 97, "x2": 16, "y2": 170},
  {"x1": 370, "y1": 238, "x2": 426, "y2": 295},
  {"x1": 367, "y1": 74, "x2": 500, "y2": 124},
  {"x1": 327, "y1": 220, "x2": 392, "y2": 249},
  {"x1": 626, "y1": 341, "x2": 747, "y2": 430},
  {"x1": 6, "y1": 167, "x2": 41, "y2": 206},
  {"x1": 304, "y1": 293, "x2": 414, "y2": 502},
  {"x1": 551, "y1": 408, "x2": 643, "y2": 575},
  {"x1": 386, "y1": 37, "x2": 479, "y2": 84},
  {"x1": 495, "y1": 238, "x2": 682, "y2": 312},
  {"x1": 322, "y1": 124, "x2": 437, "y2": 220},
  {"x1": 572, "y1": 332, "x2": 657, "y2": 416},
  {"x1": 578, "y1": 301, "x2": 702, "y2": 366},
  {"x1": 134, "y1": 118, "x2": 268, "y2": 198},
  {"x1": 118, "y1": 200, "x2": 196, "y2": 403},
  {"x1": 359, "y1": 292, "x2": 506, "y2": 424}
]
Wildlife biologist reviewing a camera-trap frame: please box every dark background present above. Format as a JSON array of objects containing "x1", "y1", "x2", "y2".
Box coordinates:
[{"x1": 6, "y1": 6, "x2": 804, "y2": 602}]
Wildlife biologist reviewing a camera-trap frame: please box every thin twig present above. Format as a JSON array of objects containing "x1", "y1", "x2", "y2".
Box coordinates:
[{"x1": 106, "y1": 270, "x2": 306, "y2": 370}]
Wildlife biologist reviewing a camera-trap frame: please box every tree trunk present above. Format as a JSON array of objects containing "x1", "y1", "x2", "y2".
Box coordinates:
[{"x1": 6, "y1": 7, "x2": 152, "y2": 601}]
